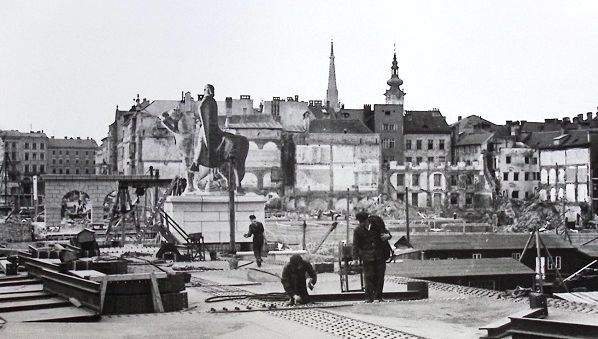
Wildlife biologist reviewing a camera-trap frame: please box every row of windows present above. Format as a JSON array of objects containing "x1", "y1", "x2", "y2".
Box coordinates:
[
  {"x1": 505, "y1": 155, "x2": 538, "y2": 164},
  {"x1": 52, "y1": 159, "x2": 93, "y2": 165},
  {"x1": 502, "y1": 171, "x2": 540, "y2": 181},
  {"x1": 507, "y1": 190, "x2": 536, "y2": 199},
  {"x1": 23, "y1": 142, "x2": 45, "y2": 150},
  {"x1": 382, "y1": 123, "x2": 398, "y2": 131},
  {"x1": 51, "y1": 150, "x2": 92, "y2": 156},
  {"x1": 396, "y1": 173, "x2": 444, "y2": 187},
  {"x1": 382, "y1": 139, "x2": 396, "y2": 149},
  {"x1": 399, "y1": 191, "x2": 474, "y2": 207},
  {"x1": 23, "y1": 165, "x2": 45, "y2": 174},
  {"x1": 51, "y1": 168, "x2": 90, "y2": 174},
  {"x1": 405, "y1": 156, "x2": 447, "y2": 164},
  {"x1": 405, "y1": 139, "x2": 446, "y2": 151},
  {"x1": 23, "y1": 153, "x2": 45, "y2": 161}
]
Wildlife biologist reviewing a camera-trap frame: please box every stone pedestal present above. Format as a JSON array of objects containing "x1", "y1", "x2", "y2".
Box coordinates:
[{"x1": 163, "y1": 193, "x2": 266, "y2": 244}]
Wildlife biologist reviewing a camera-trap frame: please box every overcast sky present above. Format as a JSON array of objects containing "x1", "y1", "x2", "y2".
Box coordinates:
[{"x1": 1, "y1": 1, "x2": 597, "y2": 141}]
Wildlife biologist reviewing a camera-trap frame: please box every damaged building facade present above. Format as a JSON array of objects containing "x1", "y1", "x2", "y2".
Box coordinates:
[{"x1": 290, "y1": 119, "x2": 381, "y2": 212}]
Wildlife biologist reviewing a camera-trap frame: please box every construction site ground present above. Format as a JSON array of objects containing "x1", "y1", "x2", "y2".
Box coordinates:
[{"x1": 4, "y1": 257, "x2": 598, "y2": 339}]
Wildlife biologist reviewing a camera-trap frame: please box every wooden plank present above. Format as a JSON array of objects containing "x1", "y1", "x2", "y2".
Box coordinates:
[
  {"x1": 0, "y1": 273, "x2": 30, "y2": 282},
  {"x1": 0, "y1": 291, "x2": 53, "y2": 302},
  {"x1": 85, "y1": 271, "x2": 167, "y2": 282},
  {"x1": 68, "y1": 270, "x2": 106, "y2": 280},
  {"x1": 1, "y1": 306, "x2": 99, "y2": 323},
  {"x1": 99, "y1": 276, "x2": 107, "y2": 314},
  {"x1": 150, "y1": 271, "x2": 164, "y2": 313},
  {"x1": 0, "y1": 278, "x2": 40, "y2": 287},
  {"x1": 0, "y1": 284, "x2": 44, "y2": 294},
  {"x1": 0, "y1": 297, "x2": 70, "y2": 312}
]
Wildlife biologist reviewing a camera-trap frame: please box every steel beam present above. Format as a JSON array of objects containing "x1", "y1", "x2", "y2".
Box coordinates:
[
  {"x1": 310, "y1": 290, "x2": 421, "y2": 302},
  {"x1": 509, "y1": 316, "x2": 598, "y2": 339}
]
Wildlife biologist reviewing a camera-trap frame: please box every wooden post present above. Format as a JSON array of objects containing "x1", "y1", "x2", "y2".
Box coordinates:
[
  {"x1": 535, "y1": 224, "x2": 544, "y2": 294},
  {"x1": 150, "y1": 271, "x2": 164, "y2": 313},
  {"x1": 302, "y1": 220, "x2": 307, "y2": 250},
  {"x1": 346, "y1": 188, "x2": 350, "y2": 244},
  {"x1": 99, "y1": 275, "x2": 108, "y2": 314},
  {"x1": 228, "y1": 157, "x2": 236, "y2": 254},
  {"x1": 405, "y1": 186, "x2": 410, "y2": 244}
]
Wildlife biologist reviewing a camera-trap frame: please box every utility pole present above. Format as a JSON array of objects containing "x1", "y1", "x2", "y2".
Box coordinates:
[
  {"x1": 228, "y1": 157, "x2": 236, "y2": 254},
  {"x1": 405, "y1": 186, "x2": 410, "y2": 244},
  {"x1": 535, "y1": 222, "x2": 544, "y2": 294},
  {"x1": 346, "y1": 187, "x2": 350, "y2": 244},
  {"x1": 33, "y1": 175, "x2": 38, "y2": 219}
]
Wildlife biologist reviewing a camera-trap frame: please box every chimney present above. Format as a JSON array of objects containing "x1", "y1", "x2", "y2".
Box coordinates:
[
  {"x1": 588, "y1": 112, "x2": 593, "y2": 120},
  {"x1": 458, "y1": 116, "x2": 462, "y2": 121},
  {"x1": 225, "y1": 97, "x2": 233, "y2": 117},
  {"x1": 295, "y1": 95, "x2": 299, "y2": 102}
]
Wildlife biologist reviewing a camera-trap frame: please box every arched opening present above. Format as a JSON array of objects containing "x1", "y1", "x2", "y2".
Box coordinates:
[
  {"x1": 61, "y1": 190, "x2": 91, "y2": 226},
  {"x1": 241, "y1": 172, "x2": 258, "y2": 189}
]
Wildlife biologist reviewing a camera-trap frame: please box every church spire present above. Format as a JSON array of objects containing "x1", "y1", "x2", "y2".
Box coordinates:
[
  {"x1": 326, "y1": 39, "x2": 340, "y2": 114},
  {"x1": 384, "y1": 45, "x2": 405, "y2": 105}
]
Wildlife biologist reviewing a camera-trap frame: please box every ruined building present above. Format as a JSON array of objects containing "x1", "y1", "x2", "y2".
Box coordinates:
[{"x1": 290, "y1": 119, "x2": 381, "y2": 211}]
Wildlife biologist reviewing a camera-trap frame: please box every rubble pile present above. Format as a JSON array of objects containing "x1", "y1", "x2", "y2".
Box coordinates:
[
  {"x1": 363, "y1": 199, "x2": 421, "y2": 219},
  {"x1": 0, "y1": 217, "x2": 32, "y2": 242},
  {"x1": 496, "y1": 198, "x2": 563, "y2": 233}
]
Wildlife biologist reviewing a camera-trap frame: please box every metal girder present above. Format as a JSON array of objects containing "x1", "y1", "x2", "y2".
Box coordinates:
[
  {"x1": 509, "y1": 316, "x2": 598, "y2": 339},
  {"x1": 310, "y1": 290, "x2": 422, "y2": 302}
]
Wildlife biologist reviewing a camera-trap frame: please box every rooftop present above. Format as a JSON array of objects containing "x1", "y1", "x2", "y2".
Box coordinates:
[
  {"x1": 408, "y1": 233, "x2": 575, "y2": 250},
  {"x1": 404, "y1": 110, "x2": 451, "y2": 134},
  {"x1": 523, "y1": 130, "x2": 591, "y2": 149},
  {"x1": 309, "y1": 119, "x2": 373, "y2": 134},
  {"x1": 454, "y1": 132, "x2": 494, "y2": 146},
  {"x1": 387, "y1": 258, "x2": 535, "y2": 278},
  {"x1": 48, "y1": 138, "x2": 98, "y2": 149}
]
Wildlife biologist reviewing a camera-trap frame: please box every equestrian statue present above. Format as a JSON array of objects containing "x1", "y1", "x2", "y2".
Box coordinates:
[{"x1": 158, "y1": 84, "x2": 249, "y2": 194}]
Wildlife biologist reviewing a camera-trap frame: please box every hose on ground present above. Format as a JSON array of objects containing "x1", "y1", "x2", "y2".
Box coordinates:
[{"x1": 205, "y1": 292, "x2": 288, "y2": 303}]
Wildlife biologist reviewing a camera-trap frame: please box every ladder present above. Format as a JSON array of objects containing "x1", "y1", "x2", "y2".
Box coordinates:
[
  {"x1": 148, "y1": 176, "x2": 179, "y2": 226},
  {"x1": 149, "y1": 176, "x2": 180, "y2": 243}
]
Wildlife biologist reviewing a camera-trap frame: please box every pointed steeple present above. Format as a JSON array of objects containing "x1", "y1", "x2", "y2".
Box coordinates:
[
  {"x1": 385, "y1": 44, "x2": 405, "y2": 105},
  {"x1": 326, "y1": 39, "x2": 340, "y2": 114}
]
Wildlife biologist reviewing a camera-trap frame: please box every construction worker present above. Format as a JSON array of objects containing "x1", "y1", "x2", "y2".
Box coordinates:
[
  {"x1": 244, "y1": 215, "x2": 264, "y2": 267},
  {"x1": 281, "y1": 254, "x2": 317, "y2": 306},
  {"x1": 352, "y1": 211, "x2": 392, "y2": 302}
]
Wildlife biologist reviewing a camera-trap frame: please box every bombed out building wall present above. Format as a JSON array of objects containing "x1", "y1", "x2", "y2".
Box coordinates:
[
  {"x1": 388, "y1": 160, "x2": 493, "y2": 209},
  {"x1": 288, "y1": 131, "x2": 382, "y2": 212}
]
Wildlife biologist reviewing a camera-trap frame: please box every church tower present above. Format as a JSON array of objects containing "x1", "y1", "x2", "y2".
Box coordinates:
[
  {"x1": 326, "y1": 40, "x2": 340, "y2": 114},
  {"x1": 384, "y1": 47, "x2": 405, "y2": 105}
]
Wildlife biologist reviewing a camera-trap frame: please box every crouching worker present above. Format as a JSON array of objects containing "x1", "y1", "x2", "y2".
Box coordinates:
[{"x1": 281, "y1": 254, "x2": 317, "y2": 306}]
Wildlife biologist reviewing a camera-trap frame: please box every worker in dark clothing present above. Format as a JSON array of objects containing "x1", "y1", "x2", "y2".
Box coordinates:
[
  {"x1": 352, "y1": 211, "x2": 392, "y2": 302},
  {"x1": 244, "y1": 215, "x2": 265, "y2": 267},
  {"x1": 281, "y1": 254, "x2": 317, "y2": 306}
]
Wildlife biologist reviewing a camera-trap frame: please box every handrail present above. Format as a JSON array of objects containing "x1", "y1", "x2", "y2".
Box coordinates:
[{"x1": 160, "y1": 209, "x2": 191, "y2": 244}]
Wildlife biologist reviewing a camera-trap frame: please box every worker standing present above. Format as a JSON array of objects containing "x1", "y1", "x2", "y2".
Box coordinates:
[
  {"x1": 352, "y1": 211, "x2": 392, "y2": 302},
  {"x1": 244, "y1": 215, "x2": 265, "y2": 267},
  {"x1": 281, "y1": 254, "x2": 317, "y2": 306}
]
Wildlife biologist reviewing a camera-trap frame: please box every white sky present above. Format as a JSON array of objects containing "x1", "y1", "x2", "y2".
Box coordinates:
[{"x1": 1, "y1": 0, "x2": 597, "y2": 141}]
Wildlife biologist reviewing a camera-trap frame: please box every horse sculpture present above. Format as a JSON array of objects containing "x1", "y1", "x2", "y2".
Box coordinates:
[{"x1": 158, "y1": 84, "x2": 249, "y2": 194}]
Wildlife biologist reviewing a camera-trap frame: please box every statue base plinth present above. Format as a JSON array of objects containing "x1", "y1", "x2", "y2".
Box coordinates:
[{"x1": 163, "y1": 193, "x2": 266, "y2": 244}]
